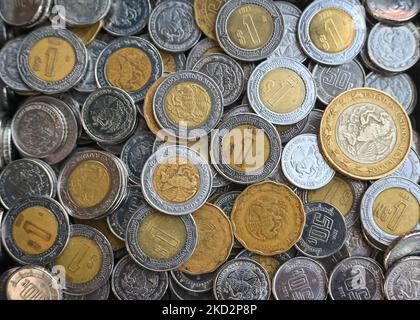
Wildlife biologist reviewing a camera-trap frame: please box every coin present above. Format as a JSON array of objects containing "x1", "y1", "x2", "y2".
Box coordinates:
[
  {"x1": 0, "y1": 267, "x2": 19, "y2": 300},
  {"x1": 0, "y1": 0, "x2": 46, "y2": 27},
  {"x1": 1, "y1": 196, "x2": 70, "y2": 265},
  {"x1": 95, "y1": 37, "x2": 163, "y2": 102},
  {"x1": 384, "y1": 256, "x2": 420, "y2": 300},
  {"x1": 384, "y1": 231, "x2": 420, "y2": 270},
  {"x1": 298, "y1": 0, "x2": 366, "y2": 65},
  {"x1": 125, "y1": 205, "x2": 197, "y2": 271},
  {"x1": 231, "y1": 181, "x2": 305, "y2": 255},
  {"x1": 366, "y1": 0, "x2": 420, "y2": 24},
  {"x1": 112, "y1": 255, "x2": 168, "y2": 300},
  {"x1": 384, "y1": 147, "x2": 420, "y2": 183},
  {"x1": 215, "y1": 0, "x2": 284, "y2": 61},
  {"x1": 64, "y1": 282, "x2": 110, "y2": 300},
  {"x1": 149, "y1": 0, "x2": 201, "y2": 53},
  {"x1": 329, "y1": 257, "x2": 384, "y2": 300},
  {"x1": 315, "y1": 246, "x2": 350, "y2": 276},
  {"x1": 170, "y1": 269, "x2": 216, "y2": 293},
  {"x1": 345, "y1": 221, "x2": 375, "y2": 258},
  {"x1": 247, "y1": 58, "x2": 316, "y2": 125},
  {"x1": 319, "y1": 88, "x2": 412, "y2": 180},
  {"x1": 222, "y1": 104, "x2": 253, "y2": 121},
  {"x1": 169, "y1": 277, "x2": 214, "y2": 300},
  {"x1": 18, "y1": 26, "x2": 88, "y2": 94},
  {"x1": 54, "y1": 0, "x2": 111, "y2": 27},
  {"x1": 194, "y1": 0, "x2": 227, "y2": 40},
  {"x1": 186, "y1": 38, "x2": 223, "y2": 70},
  {"x1": 213, "y1": 258, "x2": 270, "y2": 300},
  {"x1": 275, "y1": 117, "x2": 308, "y2": 145},
  {"x1": 69, "y1": 21, "x2": 104, "y2": 47}
]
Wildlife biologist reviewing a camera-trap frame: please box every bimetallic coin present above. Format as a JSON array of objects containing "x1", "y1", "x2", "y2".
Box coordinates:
[
  {"x1": 0, "y1": 0, "x2": 45, "y2": 27},
  {"x1": 366, "y1": 0, "x2": 420, "y2": 23},
  {"x1": 384, "y1": 231, "x2": 420, "y2": 270},
  {"x1": 384, "y1": 256, "x2": 420, "y2": 300},
  {"x1": 215, "y1": 0, "x2": 284, "y2": 61},
  {"x1": 54, "y1": 0, "x2": 111, "y2": 27},
  {"x1": 186, "y1": 38, "x2": 223, "y2": 70},
  {"x1": 248, "y1": 58, "x2": 316, "y2": 125},
  {"x1": 384, "y1": 147, "x2": 420, "y2": 183},
  {"x1": 194, "y1": 0, "x2": 227, "y2": 40},
  {"x1": 112, "y1": 255, "x2": 168, "y2": 300},
  {"x1": 64, "y1": 282, "x2": 110, "y2": 300},
  {"x1": 298, "y1": 0, "x2": 366, "y2": 65},
  {"x1": 329, "y1": 257, "x2": 384, "y2": 300},
  {"x1": 170, "y1": 270, "x2": 216, "y2": 293},
  {"x1": 346, "y1": 222, "x2": 375, "y2": 258},
  {"x1": 126, "y1": 205, "x2": 197, "y2": 271},
  {"x1": 272, "y1": 257, "x2": 328, "y2": 300},
  {"x1": 214, "y1": 258, "x2": 270, "y2": 300},
  {"x1": 1, "y1": 196, "x2": 70, "y2": 266},
  {"x1": 160, "y1": 51, "x2": 187, "y2": 74},
  {"x1": 149, "y1": 0, "x2": 201, "y2": 53}
]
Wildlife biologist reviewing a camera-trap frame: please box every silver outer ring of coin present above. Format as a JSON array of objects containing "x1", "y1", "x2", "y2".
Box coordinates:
[
  {"x1": 0, "y1": 0, "x2": 46, "y2": 26},
  {"x1": 57, "y1": 150, "x2": 126, "y2": 219},
  {"x1": 126, "y1": 204, "x2": 198, "y2": 271},
  {"x1": 276, "y1": 116, "x2": 309, "y2": 144},
  {"x1": 64, "y1": 282, "x2": 110, "y2": 300},
  {"x1": 247, "y1": 58, "x2": 316, "y2": 125},
  {"x1": 298, "y1": 0, "x2": 366, "y2": 65},
  {"x1": 367, "y1": 22, "x2": 420, "y2": 73},
  {"x1": 361, "y1": 176, "x2": 420, "y2": 247},
  {"x1": 186, "y1": 38, "x2": 221, "y2": 70},
  {"x1": 104, "y1": 0, "x2": 152, "y2": 36},
  {"x1": 59, "y1": 224, "x2": 114, "y2": 295},
  {"x1": 282, "y1": 134, "x2": 335, "y2": 190},
  {"x1": 170, "y1": 270, "x2": 215, "y2": 293},
  {"x1": 365, "y1": 0, "x2": 420, "y2": 24},
  {"x1": 95, "y1": 37, "x2": 163, "y2": 102},
  {"x1": 213, "y1": 258, "x2": 271, "y2": 300},
  {"x1": 18, "y1": 26, "x2": 88, "y2": 94},
  {"x1": 222, "y1": 104, "x2": 253, "y2": 121},
  {"x1": 328, "y1": 256, "x2": 384, "y2": 300},
  {"x1": 148, "y1": 0, "x2": 201, "y2": 53},
  {"x1": 153, "y1": 71, "x2": 223, "y2": 140},
  {"x1": 385, "y1": 147, "x2": 420, "y2": 183},
  {"x1": 111, "y1": 254, "x2": 169, "y2": 300},
  {"x1": 1, "y1": 196, "x2": 70, "y2": 265},
  {"x1": 383, "y1": 230, "x2": 420, "y2": 270},
  {"x1": 215, "y1": 0, "x2": 284, "y2": 62},
  {"x1": 54, "y1": 0, "x2": 111, "y2": 27},
  {"x1": 81, "y1": 86, "x2": 137, "y2": 144},
  {"x1": 210, "y1": 113, "x2": 282, "y2": 184},
  {"x1": 192, "y1": 53, "x2": 245, "y2": 107},
  {"x1": 384, "y1": 256, "x2": 420, "y2": 300},
  {"x1": 141, "y1": 145, "x2": 213, "y2": 215}
]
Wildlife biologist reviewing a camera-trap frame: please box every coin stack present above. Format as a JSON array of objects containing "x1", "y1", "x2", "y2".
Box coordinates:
[{"x1": 0, "y1": 0, "x2": 419, "y2": 301}]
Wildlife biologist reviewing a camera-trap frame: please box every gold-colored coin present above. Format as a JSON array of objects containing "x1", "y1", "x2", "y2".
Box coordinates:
[
  {"x1": 70, "y1": 20, "x2": 103, "y2": 46},
  {"x1": 67, "y1": 160, "x2": 111, "y2": 209},
  {"x1": 12, "y1": 206, "x2": 59, "y2": 255},
  {"x1": 179, "y1": 203, "x2": 233, "y2": 275},
  {"x1": 194, "y1": 0, "x2": 227, "y2": 40},
  {"x1": 137, "y1": 211, "x2": 187, "y2": 260},
  {"x1": 144, "y1": 77, "x2": 166, "y2": 137},
  {"x1": 231, "y1": 181, "x2": 305, "y2": 255},
  {"x1": 309, "y1": 8, "x2": 356, "y2": 53},
  {"x1": 28, "y1": 36, "x2": 76, "y2": 82},
  {"x1": 159, "y1": 50, "x2": 178, "y2": 73},
  {"x1": 251, "y1": 255, "x2": 280, "y2": 280},
  {"x1": 320, "y1": 88, "x2": 412, "y2": 180}
]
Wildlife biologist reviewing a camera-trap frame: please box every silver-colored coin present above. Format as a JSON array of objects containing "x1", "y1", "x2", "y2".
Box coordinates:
[
  {"x1": 362, "y1": 226, "x2": 388, "y2": 252},
  {"x1": 104, "y1": 0, "x2": 151, "y2": 36},
  {"x1": 51, "y1": 93, "x2": 82, "y2": 138},
  {"x1": 281, "y1": 134, "x2": 335, "y2": 190},
  {"x1": 272, "y1": 257, "x2": 328, "y2": 300},
  {"x1": 413, "y1": 131, "x2": 420, "y2": 156},
  {"x1": 299, "y1": 109, "x2": 324, "y2": 136},
  {"x1": 0, "y1": 267, "x2": 19, "y2": 300},
  {"x1": 170, "y1": 269, "x2": 216, "y2": 293},
  {"x1": 366, "y1": 0, "x2": 420, "y2": 24},
  {"x1": 312, "y1": 60, "x2": 366, "y2": 105},
  {"x1": 192, "y1": 53, "x2": 245, "y2": 107},
  {"x1": 367, "y1": 22, "x2": 420, "y2": 73},
  {"x1": 365, "y1": 72, "x2": 417, "y2": 115},
  {"x1": 247, "y1": 58, "x2": 316, "y2": 125},
  {"x1": 64, "y1": 282, "x2": 110, "y2": 300},
  {"x1": 1, "y1": 196, "x2": 70, "y2": 265},
  {"x1": 267, "y1": 163, "x2": 296, "y2": 189},
  {"x1": 112, "y1": 255, "x2": 168, "y2": 300},
  {"x1": 186, "y1": 38, "x2": 221, "y2": 70},
  {"x1": 0, "y1": 0, "x2": 45, "y2": 27},
  {"x1": 214, "y1": 258, "x2": 270, "y2": 300},
  {"x1": 168, "y1": 277, "x2": 214, "y2": 300},
  {"x1": 54, "y1": 0, "x2": 111, "y2": 26},
  {"x1": 383, "y1": 231, "x2": 420, "y2": 270},
  {"x1": 383, "y1": 147, "x2": 420, "y2": 183},
  {"x1": 210, "y1": 165, "x2": 231, "y2": 188},
  {"x1": 215, "y1": 0, "x2": 284, "y2": 62},
  {"x1": 222, "y1": 104, "x2": 253, "y2": 121},
  {"x1": 315, "y1": 246, "x2": 350, "y2": 276},
  {"x1": 211, "y1": 113, "x2": 282, "y2": 184},
  {"x1": 329, "y1": 257, "x2": 384, "y2": 300},
  {"x1": 95, "y1": 37, "x2": 163, "y2": 102},
  {"x1": 276, "y1": 117, "x2": 309, "y2": 144},
  {"x1": 148, "y1": 0, "x2": 201, "y2": 53},
  {"x1": 384, "y1": 256, "x2": 420, "y2": 300},
  {"x1": 298, "y1": 0, "x2": 366, "y2": 65},
  {"x1": 126, "y1": 204, "x2": 197, "y2": 271},
  {"x1": 141, "y1": 145, "x2": 212, "y2": 215},
  {"x1": 346, "y1": 222, "x2": 375, "y2": 258}
]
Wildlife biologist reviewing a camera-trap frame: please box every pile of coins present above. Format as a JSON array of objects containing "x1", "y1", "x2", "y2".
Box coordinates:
[{"x1": 0, "y1": 0, "x2": 419, "y2": 301}]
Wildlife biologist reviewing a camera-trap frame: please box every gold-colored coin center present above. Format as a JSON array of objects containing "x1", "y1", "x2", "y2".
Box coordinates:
[
  {"x1": 251, "y1": 255, "x2": 280, "y2": 279},
  {"x1": 160, "y1": 51, "x2": 176, "y2": 73}
]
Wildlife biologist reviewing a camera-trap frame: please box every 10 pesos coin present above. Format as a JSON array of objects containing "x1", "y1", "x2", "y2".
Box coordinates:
[
  {"x1": 320, "y1": 88, "x2": 412, "y2": 180},
  {"x1": 231, "y1": 181, "x2": 305, "y2": 255}
]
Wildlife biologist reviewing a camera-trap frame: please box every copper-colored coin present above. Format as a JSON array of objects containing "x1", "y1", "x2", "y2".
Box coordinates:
[{"x1": 144, "y1": 77, "x2": 166, "y2": 138}]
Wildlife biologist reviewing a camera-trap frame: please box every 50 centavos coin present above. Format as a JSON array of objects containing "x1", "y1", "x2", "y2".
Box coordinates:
[
  {"x1": 366, "y1": 0, "x2": 420, "y2": 24},
  {"x1": 170, "y1": 269, "x2": 216, "y2": 293},
  {"x1": 384, "y1": 231, "x2": 420, "y2": 270},
  {"x1": 194, "y1": 0, "x2": 227, "y2": 40},
  {"x1": 384, "y1": 256, "x2": 420, "y2": 300},
  {"x1": 54, "y1": 0, "x2": 111, "y2": 27}
]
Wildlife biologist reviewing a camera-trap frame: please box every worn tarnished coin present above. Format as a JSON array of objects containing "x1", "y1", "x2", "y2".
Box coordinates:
[
  {"x1": 366, "y1": 0, "x2": 420, "y2": 23},
  {"x1": 194, "y1": 0, "x2": 227, "y2": 40},
  {"x1": 384, "y1": 147, "x2": 420, "y2": 183},
  {"x1": 384, "y1": 231, "x2": 420, "y2": 270},
  {"x1": 329, "y1": 257, "x2": 384, "y2": 300},
  {"x1": 0, "y1": 0, "x2": 45, "y2": 27},
  {"x1": 222, "y1": 104, "x2": 253, "y2": 121},
  {"x1": 170, "y1": 269, "x2": 216, "y2": 293},
  {"x1": 300, "y1": 109, "x2": 323, "y2": 136},
  {"x1": 275, "y1": 117, "x2": 308, "y2": 145},
  {"x1": 214, "y1": 258, "x2": 270, "y2": 300},
  {"x1": 112, "y1": 255, "x2": 168, "y2": 300},
  {"x1": 54, "y1": 0, "x2": 111, "y2": 26},
  {"x1": 186, "y1": 38, "x2": 223, "y2": 70},
  {"x1": 64, "y1": 282, "x2": 110, "y2": 300},
  {"x1": 384, "y1": 256, "x2": 420, "y2": 300}
]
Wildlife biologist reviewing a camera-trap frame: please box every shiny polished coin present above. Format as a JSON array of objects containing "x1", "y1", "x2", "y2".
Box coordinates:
[
  {"x1": 215, "y1": 0, "x2": 284, "y2": 61},
  {"x1": 247, "y1": 58, "x2": 316, "y2": 125},
  {"x1": 231, "y1": 181, "x2": 305, "y2": 255},
  {"x1": 186, "y1": 38, "x2": 223, "y2": 70},
  {"x1": 319, "y1": 88, "x2": 412, "y2": 180},
  {"x1": 194, "y1": 0, "x2": 227, "y2": 40},
  {"x1": 18, "y1": 26, "x2": 88, "y2": 94},
  {"x1": 0, "y1": 0, "x2": 45, "y2": 27},
  {"x1": 272, "y1": 257, "x2": 327, "y2": 300},
  {"x1": 211, "y1": 113, "x2": 281, "y2": 184},
  {"x1": 64, "y1": 282, "x2": 110, "y2": 300},
  {"x1": 1, "y1": 196, "x2": 70, "y2": 265},
  {"x1": 126, "y1": 205, "x2": 197, "y2": 271},
  {"x1": 149, "y1": 0, "x2": 201, "y2": 53},
  {"x1": 170, "y1": 269, "x2": 216, "y2": 293},
  {"x1": 384, "y1": 256, "x2": 420, "y2": 300},
  {"x1": 384, "y1": 231, "x2": 420, "y2": 270},
  {"x1": 345, "y1": 222, "x2": 375, "y2": 258},
  {"x1": 367, "y1": 23, "x2": 420, "y2": 73},
  {"x1": 282, "y1": 134, "x2": 335, "y2": 190},
  {"x1": 95, "y1": 37, "x2": 163, "y2": 102},
  {"x1": 54, "y1": 0, "x2": 111, "y2": 26},
  {"x1": 384, "y1": 147, "x2": 420, "y2": 183},
  {"x1": 54, "y1": 224, "x2": 114, "y2": 295},
  {"x1": 298, "y1": 0, "x2": 366, "y2": 65},
  {"x1": 329, "y1": 257, "x2": 384, "y2": 300},
  {"x1": 214, "y1": 258, "x2": 270, "y2": 300},
  {"x1": 112, "y1": 255, "x2": 168, "y2": 300},
  {"x1": 366, "y1": 0, "x2": 420, "y2": 24},
  {"x1": 141, "y1": 145, "x2": 212, "y2": 215},
  {"x1": 361, "y1": 177, "x2": 420, "y2": 248},
  {"x1": 69, "y1": 21, "x2": 104, "y2": 47}
]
